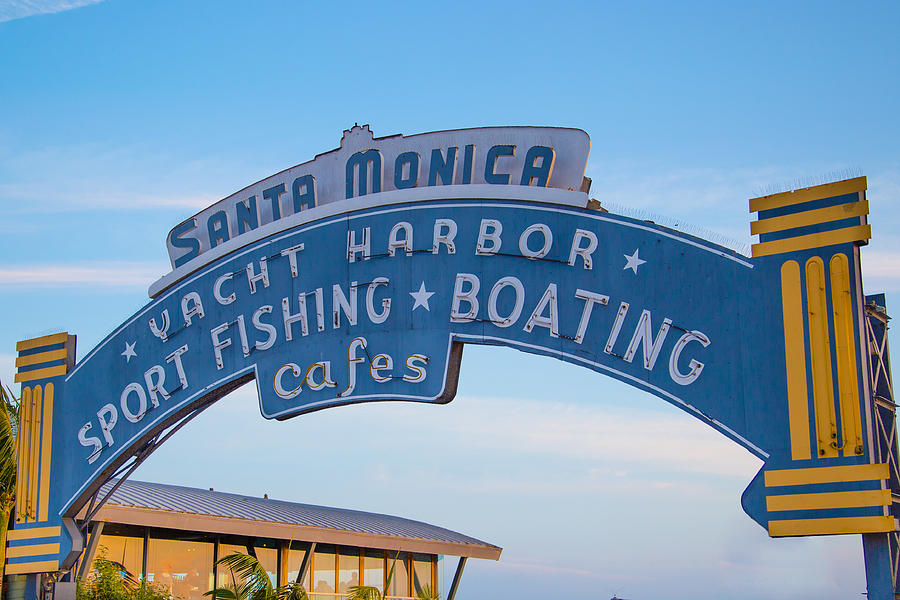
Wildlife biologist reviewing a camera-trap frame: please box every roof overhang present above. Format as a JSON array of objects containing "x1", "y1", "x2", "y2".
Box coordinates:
[{"x1": 86, "y1": 504, "x2": 502, "y2": 561}]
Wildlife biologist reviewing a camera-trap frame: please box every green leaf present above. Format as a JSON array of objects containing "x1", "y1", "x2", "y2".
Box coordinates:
[
  {"x1": 213, "y1": 552, "x2": 275, "y2": 600},
  {"x1": 345, "y1": 585, "x2": 383, "y2": 600},
  {"x1": 415, "y1": 585, "x2": 440, "y2": 600},
  {"x1": 274, "y1": 582, "x2": 309, "y2": 600}
]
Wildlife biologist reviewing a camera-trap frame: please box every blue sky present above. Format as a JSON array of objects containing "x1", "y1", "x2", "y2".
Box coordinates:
[{"x1": 1, "y1": 1, "x2": 899, "y2": 598}]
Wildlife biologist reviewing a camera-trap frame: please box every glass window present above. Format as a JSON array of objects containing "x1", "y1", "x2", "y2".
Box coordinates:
[
  {"x1": 286, "y1": 545, "x2": 310, "y2": 590},
  {"x1": 312, "y1": 546, "x2": 336, "y2": 598},
  {"x1": 255, "y1": 546, "x2": 277, "y2": 588},
  {"x1": 146, "y1": 536, "x2": 214, "y2": 600},
  {"x1": 216, "y1": 543, "x2": 248, "y2": 588},
  {"x1": 386, "y1": 552, "x2": 408, "y2": 599},
  {"x1": 90, "y1": 535, "x2": 144, "y2": 581},
  {"x1": 363, "y1": 550, "x2": 384, "y2": 593},
  {"x1": 412, "y1": 554, "x2": 433, "y2": 595},
  {"x1": 337, "y1": 548, "x2": 360, "y2": 593},
  {"x1": 215, "y1": 542, "x2": 277, "y2": 589}
]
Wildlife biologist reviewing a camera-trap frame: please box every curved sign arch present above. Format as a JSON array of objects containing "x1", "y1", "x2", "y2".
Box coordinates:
[{"x1": 8, "y1": 126, "x2": 895, "y2": 595}]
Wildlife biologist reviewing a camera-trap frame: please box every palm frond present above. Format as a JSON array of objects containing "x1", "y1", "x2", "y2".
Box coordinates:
[
  {"x1": 274, "y1": 581, "x2": 309, "y2": 600},
  {"x1": 415, "y1": 584, "x2": 439, "y2": 600},
  {"x1": 345, "y1": 585, "x2": 382, "y2": 600},
  {"x1": 215, "y1": 552, "x2": 275, "y2": 598},
  {"x1": 0, "y1": 383, "x2": 18, "y2": 498},
  {"x1": 382, "y1": 550, "x2": 400, "y2": 597},
  {"x1": 204, "y1": 586, "x2": 240, "y2": 600}
]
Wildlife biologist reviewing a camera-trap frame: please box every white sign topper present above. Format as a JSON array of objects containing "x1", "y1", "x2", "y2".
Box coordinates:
[{"x1": 166, "y1": 125, "x2": 591, "y2": 270}]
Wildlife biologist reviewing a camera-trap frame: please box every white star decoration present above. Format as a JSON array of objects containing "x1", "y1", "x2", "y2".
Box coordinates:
[
  {"x1": 623, "y1": 249, "x2": 646, "y2": 274},
  {"x1": 409, "y1": 282, "x2": 435, "y2": 311},
  {"x1": 122, "y1": 341, "x2": 137, "y2": 363}
]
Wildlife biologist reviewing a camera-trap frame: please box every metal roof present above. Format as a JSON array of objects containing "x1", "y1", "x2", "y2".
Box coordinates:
[{"x1": 96, "y1": 479, "x2": 500, "y2": 559}]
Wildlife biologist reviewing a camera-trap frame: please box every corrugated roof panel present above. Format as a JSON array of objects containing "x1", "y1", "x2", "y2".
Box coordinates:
[{"x1": 101, "y1": 480, "x2": 497, "y2": 549}]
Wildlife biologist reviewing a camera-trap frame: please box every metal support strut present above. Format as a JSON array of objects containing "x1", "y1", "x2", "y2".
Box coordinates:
[
  {"x1": 68, "y1": 401, "x2": 216, "y2": 573},
  {"x1": 446, "y1": 557, "x2": 467, "y2": 600},
  {"x1": 861, "y1": 295, "x2": 900, "y2": 599}
]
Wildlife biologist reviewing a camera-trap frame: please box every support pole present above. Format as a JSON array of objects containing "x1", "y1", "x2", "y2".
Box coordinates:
[
  {"x1": 296, "y1": 542, "x2": 315, "y2": 585},
  {"x1": 75, "y1": 522, "x2": 104, "y2": 581},
  {"x1": 142, "y1": 528, "x2": 149, "y2": 582},
  {"x1": 446, "y1": 557, "x2": 467, "y2": 600},
  {"x1": 863, "y1": 533, "x2": 896, "y2": 600},
  {"x1": 278, "y1": 540, "x2": 290, "y2": 587},
  {"x1": 862, "y1": 296, "x2": 900, "y2": 598}
]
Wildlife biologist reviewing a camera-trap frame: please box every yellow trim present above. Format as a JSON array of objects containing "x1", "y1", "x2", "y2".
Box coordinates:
[
  {"x1": 765, "y1": 463, "x2": 889, "y2": 487},
  {"x1": 766, "y1": 489, "x2": 890, "y2": 512},
  {"x1": 38, "y1": 383, "x2": 54, "y2": 522},
  {"x1": 15, "y1": 387, "x2": 30, "y2": 523},
  {"x1": 278, "y1": 540, "x2": 290, "y2": 587},
  {"x1": 7, "y1": 526, "x2": 61, "y2": 540},
  {"x1": 751, "y1": 200, "x2": 869, "y2": 235},
  {"x1": 830, "y1": 254, "x2": 863, "y2": 457},
  {"x1": 28, "y1": 386, "x2": 41, "y2": 521},
  {"x1": 15, "y1": 349, "x2": 68, "y2": 368},
  {"x1": 781, "y1": 261, "x2": 811, "y2": 460},
  {"x1": 751, "y1": 224, "x2": 872, "y2": 258},
  {"x1": 15, "y1": 333, "x2": 69, "y2": 352},
  {"x1": 14, "y1": 364, "x2": 67, "y2": 383},
  {"x1": 806, "y1": 257, "x2": 838, "y2": 458},
  {"x1": 749, "y1": 176, "x2": 867, "y2": 213},
  {"x1": 768, "y1": 515, "x2": 894, "y2": 537},
  {"x1": 6, "y1": 543, "x2": 60, "y2": 558},
  {"x1": 4, "y1": 560, "x2": 60, "y2": 574}
]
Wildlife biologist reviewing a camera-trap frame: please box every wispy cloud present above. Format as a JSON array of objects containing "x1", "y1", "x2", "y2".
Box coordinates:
[
  {"x1": 587, "y1": 162, "x2": 900, "y2": 259},
  {"x1": 862, "y1": 251, "x2": 900, "y2": 294},
  {"x1": 0, "y1": 354, "x2": 16, "y2": 392},
  {"x1": 426, "y1": 395, "x2": 763, "y2": 478},
  {"x1": 862, "y1": 251, "x2": 900, "y2": 278},
  {"x1": 0, "y1": 0, "x2": 105, "y2": 23},
  {"x1": 0, "y1": 141, "x2": 236, "y2": 213},
  {"x1": 586, "y1": 161, "x2": 798, "y2": 246},
  {"x1": 0, "y1": 183, "x2": 216, "y2": 212},
  {"x1": 211, "y1": 387, "x2": 763, "y2": 482},
  {"x1": 0, "y1": 261, "x2": 167, "y2": 288},
  {"x1": 493, "y1": 558, "x2": 597, "y2": 578}
]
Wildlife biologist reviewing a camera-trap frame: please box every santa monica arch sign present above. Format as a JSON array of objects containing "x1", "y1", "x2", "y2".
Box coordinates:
[{"x1": 8, "y1": 126, "x2": 900, "y2": 596}]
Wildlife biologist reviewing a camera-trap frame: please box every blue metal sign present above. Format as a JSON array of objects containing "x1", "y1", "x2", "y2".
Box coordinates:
[{"x1": 6, "y1": 126, "x2": 895, "y2": 595}]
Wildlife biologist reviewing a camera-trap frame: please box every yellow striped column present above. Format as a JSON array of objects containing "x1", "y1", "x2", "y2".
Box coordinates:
[
  {"x1": 751, "y1": 178, "x2": 869, "y2": 463},
  {"x1": 6, "y1": 332, "x2": 75, "y2": 575},
  {"x1": 750, "y1": 177, "x2": 892, "y2": 538}
]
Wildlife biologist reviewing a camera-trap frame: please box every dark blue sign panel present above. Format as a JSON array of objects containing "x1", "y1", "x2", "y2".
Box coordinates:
[{"x1": 6, "y1": 127, "x2": 889, "y2": 582}]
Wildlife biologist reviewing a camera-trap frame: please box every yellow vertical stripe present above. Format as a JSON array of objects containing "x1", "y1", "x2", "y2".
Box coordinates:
[
  {"x1": 38, "y1": 383, "x2": 54, "y2": 522},
  {"x1": 830, "y1": 254, "x2": 863, "y2": 456},
  {"x1": 14, "y1": 389, "x2": 22, "y2": 522},
  {"x1": 781, "y1": 261, "x2": 811, "y2": 460},
  {"x1": 806, "y1": 256, "x2": 838, "y2": 458},
  {"x1": 28, "y1": 385, "x2": 42, "y2": 521},
  {"x1": 16, "y1": 387, "x2": 31, "y2": 523}
]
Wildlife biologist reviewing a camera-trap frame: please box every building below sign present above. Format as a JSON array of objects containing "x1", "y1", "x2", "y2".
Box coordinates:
[{"x1": 23, "y1": 479, "x2": 499, "y2": 600}]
